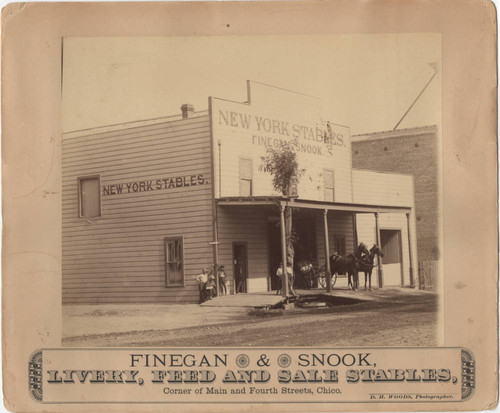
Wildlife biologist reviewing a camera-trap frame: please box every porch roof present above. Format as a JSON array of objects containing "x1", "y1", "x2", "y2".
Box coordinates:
[{"x1": 216, "y1": 196, "x2": 412, "y2": 214}]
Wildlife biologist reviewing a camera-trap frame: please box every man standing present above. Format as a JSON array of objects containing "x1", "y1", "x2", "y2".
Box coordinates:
[{"x1": 276, "y1": 261, "x2": 295, "y2": 295}]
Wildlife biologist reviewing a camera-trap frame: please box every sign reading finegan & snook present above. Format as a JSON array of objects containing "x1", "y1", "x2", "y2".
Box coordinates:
[{"x1": 29, "y1": 348, "x2": 475, "y2": 404}]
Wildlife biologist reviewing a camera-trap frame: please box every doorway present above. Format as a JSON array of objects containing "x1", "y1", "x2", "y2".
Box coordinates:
[
  {"x1": 233, "y1": 243, "x2": 248, "y2": 294},
  {"x1": 380, "y1": 229, "x2": 404, "y2": 286}
]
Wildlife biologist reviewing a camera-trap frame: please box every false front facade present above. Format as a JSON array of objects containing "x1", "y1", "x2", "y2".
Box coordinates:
[{"x1": 62, "y1": 81, "x2": 417, "y2": 304}]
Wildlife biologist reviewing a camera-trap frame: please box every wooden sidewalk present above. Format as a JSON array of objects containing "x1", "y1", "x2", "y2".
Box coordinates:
[{"x1": 200, "y1": 283, "x2": 389, "y2": 308}]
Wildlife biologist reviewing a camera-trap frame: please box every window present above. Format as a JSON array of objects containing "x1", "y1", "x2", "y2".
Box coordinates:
[
  {"x1": 239, "y1": 158, "x2": 253, "y2": 196},
  {"x1": 165, "y1": 237, "x2": 184, "y2": 286},
  {"x1": 324, "y1": 169, "x2": 335, "y2": 201},
  {"x1": 78, "y1": 176, "x2": 101, "y2": 217}
]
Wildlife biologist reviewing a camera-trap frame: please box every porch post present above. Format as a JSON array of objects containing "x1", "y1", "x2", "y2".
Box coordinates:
[
  {"x1": 213, "y1": 204, "x2": 220, "y2": 297},
  {"x1": 323, "y1": 209, "x2": 332, "y2": 292},
  {"x1": 406, "y1": 212, "x2": 415, "y2": 287},
  {"x1": 280, "y1": 203, "x2": 289, "y2": 297},
  {"x1": 374, "y1": 212, "x2": 383, "y2": 288}
]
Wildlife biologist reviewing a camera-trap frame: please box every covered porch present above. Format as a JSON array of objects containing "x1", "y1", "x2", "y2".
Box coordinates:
[{"x1": 213, "y1": 196, "x2": 416, "y2": 296}]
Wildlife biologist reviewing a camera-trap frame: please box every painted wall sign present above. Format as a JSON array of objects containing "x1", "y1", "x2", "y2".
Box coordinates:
[
  {"x1": 102, "y1": 174, "x2": 208, "y2": 196},
  {"x1": 219, "y1": 109, "x2": 346, "y2": 156},
  {"x1": 210, "y1": 81, "x2": 353, "y2": 202}
]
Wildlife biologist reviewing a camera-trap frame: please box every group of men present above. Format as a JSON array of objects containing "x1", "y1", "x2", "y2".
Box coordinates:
[{"x1": 196, "y1": 266, "x2": 227, "y2": 303}]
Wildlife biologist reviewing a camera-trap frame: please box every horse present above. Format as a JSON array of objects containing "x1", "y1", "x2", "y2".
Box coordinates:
[
  {"x1": 359, "y1": 244, "x2": 384, "y2": 291},
  {"x1": 329, "y1": 242, "x2": 370, "y2": 291}
]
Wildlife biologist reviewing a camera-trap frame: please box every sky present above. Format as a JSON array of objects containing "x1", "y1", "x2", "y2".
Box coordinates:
[{"x1": 62, "y1": 34, "x2": 441, "y2": 135}]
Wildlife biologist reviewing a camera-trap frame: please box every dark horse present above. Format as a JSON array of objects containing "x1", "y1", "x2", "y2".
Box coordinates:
[
  {"x1": 358, "y1": 244, "x2": 384, "y2": 291},
  {"x1": 329, "y1": 243, "x2": 370, "y2": 290}
]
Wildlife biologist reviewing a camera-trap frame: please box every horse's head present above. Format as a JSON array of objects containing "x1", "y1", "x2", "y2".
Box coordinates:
[
  {"x1": 354, "y1": 242, "x2": 370, "y2": 258},
  {"x1": 357, "y1": 242, "x2": 370, "y2": 256},
  {"x1": 371, "y1": 244, "x2": 384, "y2": 257}
]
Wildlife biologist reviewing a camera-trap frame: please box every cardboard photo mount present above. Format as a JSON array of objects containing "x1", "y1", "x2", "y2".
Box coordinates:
[{"x1": 2, "y1": 1, "x2": 498, "y2": 411}]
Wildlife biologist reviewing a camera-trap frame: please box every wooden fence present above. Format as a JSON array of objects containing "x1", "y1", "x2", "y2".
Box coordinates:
[{"x1": 418, "y1": 260, "x2": 438, "y2": 291}]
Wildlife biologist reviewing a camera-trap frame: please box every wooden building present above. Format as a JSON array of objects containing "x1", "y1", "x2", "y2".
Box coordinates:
[
  {"x1": 62, "y1": 81, "x2": 418, "y2": 304},
  {"x1": 351, "y1": 126, "x2": 439, "y2": 290}
]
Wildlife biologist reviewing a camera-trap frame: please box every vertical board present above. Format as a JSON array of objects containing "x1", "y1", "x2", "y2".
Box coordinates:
[
  {"x1": 62, "y1": 115, "x2": 213, "y2": 304},
  {"x1": 315, "y1": 212, "x2": 355, "y2": 267},
  {"x1": 419, "y1": 260, "x2": 439, "y2": 291}
]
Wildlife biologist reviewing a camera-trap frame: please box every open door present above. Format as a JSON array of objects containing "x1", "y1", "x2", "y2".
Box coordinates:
[
  {"x1": 380, "y1": 229, "x2": 404, "y2": 286},
  {"x1": 233, "y1": 243, "x2": 248, "y2": 293}
]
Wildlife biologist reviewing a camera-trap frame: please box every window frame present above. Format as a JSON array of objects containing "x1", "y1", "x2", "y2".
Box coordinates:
[
  {"x1": 323, "y1": 168, "x2": 335, "y2": 202},
  {"x1": 239, "y1": 157, "x2": 253, "y2": 197},
  {"x1": 164, "y1": 236, "x2": 185, "y2": 287},
  {"x1": 77, "y1": 175, "x2": 101, "y2": 218}
]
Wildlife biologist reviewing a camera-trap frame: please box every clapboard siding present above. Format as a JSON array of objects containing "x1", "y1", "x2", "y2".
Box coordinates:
[
  {"x1": 62, "y1": 160, "x2": 211, "y2": 182},
  {"x1": 62, "y1": 240, "x2": 212, "y2": 255},
  {"x1": 61, "y1": 220, "x2": 214, "y2": 236},
  {"x1": 315, "y1": 212, "x2": 355, "y2": 265},
  {"x1": 62, "y1": 196, "x2": 211, "y2": 215},
  {"x1": 62, "y1": 204, "x2": 212, "y2": 220},
  {"x1": 62, "y1": 115, "x2": 213, "y2": 304},
  {"x1": 63, "y1": 141, "x2": 210, "y2": 163},
  {"x1": 63, "y1": 125, "x2": 210, "y2": 154},
  {"x1": 62, "y1": 231, "x2": 214, "y2": 245},
  {"x1": 62, "y1": 148, "x2": 210, "y2": 172},
  {"x1": 217, "y1": 206, "x2": 269, "y2": 293},
  {"x1": 63, "y1": 117, "x2": 209, "y2": 147},
  {"x1": 63, "y1": 208, "x2": 212, "y2": 223}
]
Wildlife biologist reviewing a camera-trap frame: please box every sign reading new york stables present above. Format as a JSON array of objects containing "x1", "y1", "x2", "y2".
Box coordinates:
[
  {"x1": 102, "y1": 174, "x2": 208, "y2": 196},
  {"x1": 218, "y1": 109, "x2": 346, "y2": 156}
]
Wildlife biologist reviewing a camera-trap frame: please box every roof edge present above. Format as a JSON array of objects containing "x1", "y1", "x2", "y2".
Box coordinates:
[
  {"x1": 352, "y1": 125, "x2": 438, "y2": 142},
  {"x1": 63, "y1": 110, "x2": 209, "y2": 138}
]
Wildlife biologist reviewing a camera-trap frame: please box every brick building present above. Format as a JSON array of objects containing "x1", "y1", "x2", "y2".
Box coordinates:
[{"x1": 351, "y1": 125, "x2": 439, "y2": 289}]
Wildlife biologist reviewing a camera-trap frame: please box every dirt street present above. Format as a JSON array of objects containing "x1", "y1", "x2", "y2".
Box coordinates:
[{"x1": 63, "y1": 289, "x2": 439, "y2": 347}]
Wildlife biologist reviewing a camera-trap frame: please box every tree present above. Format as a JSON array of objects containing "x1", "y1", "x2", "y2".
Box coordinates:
[
  {"x1": 260, "y1": 141, "x2": 305, "y2": 292},
  {"x1": 259, "y1": 141, "x2": 303, "y2": 198}
]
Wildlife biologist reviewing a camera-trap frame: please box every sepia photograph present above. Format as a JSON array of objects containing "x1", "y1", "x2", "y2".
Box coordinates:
[
  {"x1": 3, "y1": 1, "x2": 497, "y2": 409},
  {"x1": 61, "y1": 35, "x2": 442, "y2": 348}
]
